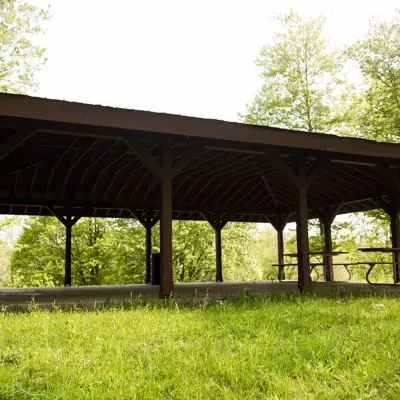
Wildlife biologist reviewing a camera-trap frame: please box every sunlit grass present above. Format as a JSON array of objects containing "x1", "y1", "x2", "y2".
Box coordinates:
[{"x1": 1, "y1": 295, "x2": 400, "y2": 399}]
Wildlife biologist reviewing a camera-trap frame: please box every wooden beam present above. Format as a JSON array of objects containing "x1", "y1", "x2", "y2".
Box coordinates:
[
  {"x1": 45, "y1": 137, "x2": 79, "y2": 196},
  {"x1": 229, "y1": 178, "x2": 260, "y2": 208},
  {"x1": 171, "y1": 146, "x2": 203, "y2": 179},
  {"x1": 61, "y1": 139, "x2": 99, "y2": 193},
  {"x1": 295, "y1": 159, "x2": 311, "y2": 292},
  {"x1": 215, "y1": 226, "x2": 223, "y2": 282},
  {"x1": 76, "y1": 141, "x2": 121, "y2": 196},
  {"x1": 124, "y1": 137, "x2": 163, "y2": 179},
  {"x1": 267, "y1": 152, "x2": 300, "y2": 188},
  {"x1": 47, "y1": 208, "x2": 81, "y2": 286},
  {"x1": 270, "y1": 213, "x2": 290, "y2": 280},
  {"x1": 102, "y1": 159, "x2": 138, "y2": 201},
  {"x1": 261, "y1": 176, "x2": 277, "y2": 206},
  {"x1": 0, "y1": 129, "x2": 34, "y2": 162},
  {"x1": 315, "y1": 204, "x2": 341, "y2": 282},
  {"x1": 159, "y1": 143, "x2": 174, "y2": 297},
  {"x1": 277, "y1": 228, "x2": 285, "y2": 279},
  {"x1": 117, "y1": 166, "x2": 147, "y2": 201},
  {"x1": 130, "y1": 208, "x2": 159, "y2": 285},
  {"x1": 390, "y1": 211, "x2": 400, "y2": 283},
  {"x1": 90, "y1": 150, "x2": 129, "y2": 197},
  {"x1": 319, "y1": 220, "x2": 334, "y2": 282},
  {"x1": 306, "y1": 159, "x2": 329, "y2": 186},
  {"x1": 202, "y1": 213, "x2": 227, "y2": 282},
  {"x1": 378, "y1": 165, "x2": 400, "y2": 195}
]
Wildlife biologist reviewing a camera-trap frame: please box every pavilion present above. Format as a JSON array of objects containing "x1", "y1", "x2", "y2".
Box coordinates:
[{"x1": 0, "y1": 94, "x2": 399, "y2": 296}]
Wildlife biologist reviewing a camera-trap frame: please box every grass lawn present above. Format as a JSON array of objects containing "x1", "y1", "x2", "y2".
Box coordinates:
[{"x1": 1, "y1": 295, "x2": 400, "y2": 399}]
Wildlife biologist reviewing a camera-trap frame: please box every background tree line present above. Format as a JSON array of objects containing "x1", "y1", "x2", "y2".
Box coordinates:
[{"x1": 0, "y1": 3, "x2": 398, "y2": 286}]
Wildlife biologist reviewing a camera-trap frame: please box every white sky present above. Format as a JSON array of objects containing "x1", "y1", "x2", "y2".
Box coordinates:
[
  {"x1": 1, "y1": 0, "x2": 398, "y2": 243},
  {"x1": 30, "y1": 0, "x2": 398, "y2": 122}
]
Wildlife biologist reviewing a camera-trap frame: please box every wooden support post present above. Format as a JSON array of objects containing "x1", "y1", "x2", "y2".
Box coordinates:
[
  {"x1": 160, "y1": 143, "x2": 174, "y2": 296},
  {"x1": 203, "y1": 213, "x2": 227, "y2": 282},
  {"x1": 317, "y1": 204, "x2": 341, "y2": 282},
  {"x1": 322, "y1": 222, "x2": 333, "y2": 281},
  {"x1": 390, "y1": 211, "x2": 400, "y2": 283},
  {"x1": 277, "y1": 228, "x2": 284, "y2": 270},
  {"x1": 145, "y1": 224, "x2": 152, "y2": 284},
  {"x1": 296, "y1": 183, "x2": 311, "y2": 292},
  {"x1": 269, "y1": 214, "x2": 289, "y2": 280},
  {"x1": 132, "y1": 211, "x2": 159, "y2": 284},
  {"x1": 374, "y1": 192, "x2": 400, "y2": 284},
  {"x1": 47, "y1": 208, "x2": 81, "y2": 286},
  {"x1": 215, "y1": 226, "x2": 223, "y2": 282},
  {"x1": 376, "y1": 166, "x2": 400, "y2": 283},
  {"x1": 125, "y1": 139, "x2": 201, "y2": 296},
  {"x1": 65, "y1": 217, "x2": 73, "y2": 286},
  {"x1": 268, "y1": 152, "x2": 329, "y2": 292}
]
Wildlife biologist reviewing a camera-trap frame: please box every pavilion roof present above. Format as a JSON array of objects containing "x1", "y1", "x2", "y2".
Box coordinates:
[{"x1": 0, "y1": 93, "x2": 399, "y2": 223}]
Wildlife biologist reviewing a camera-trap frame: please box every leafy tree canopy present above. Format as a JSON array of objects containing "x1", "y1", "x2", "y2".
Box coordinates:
[
  {"x1": 347, "y1": 11, "x2": 400, "y2": 141},
  {"x1": 0, "y1": 0, "x2": 49, "y2": 93},
  {"x1": 240, "y1": 10, "x2": 346, "y2": 133}
]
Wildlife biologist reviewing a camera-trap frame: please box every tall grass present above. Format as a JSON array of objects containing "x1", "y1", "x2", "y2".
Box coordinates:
[{"x1": 0, "y1": 295, "x2": 399, "y2": 399}]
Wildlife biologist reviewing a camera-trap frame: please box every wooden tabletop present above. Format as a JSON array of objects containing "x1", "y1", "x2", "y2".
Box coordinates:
[
  {"x1": 283, "y1": 251, "x2": 348, "y2": 257},
  {"x1": 310, "y1": 251, "x2": 348, "y2": 256},
  {"x1": 358, "y1": 248, "x2": 400, "y2": 253}
]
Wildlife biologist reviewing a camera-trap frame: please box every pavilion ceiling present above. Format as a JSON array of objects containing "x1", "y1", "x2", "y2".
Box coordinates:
[{"x1": 0, "y1": 94, "x2": 399, "y2": 224}]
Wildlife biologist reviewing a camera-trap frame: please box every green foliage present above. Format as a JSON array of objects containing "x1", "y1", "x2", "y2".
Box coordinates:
[
  {"x1": 0, "y1": 240, "x2": 11, "y2": 284},
  {"x1": 0, "y1": 0, "x2": 49, "y2": 93},
  {"x1": 9, "y1": 217, "x2": 261, "y2": 287},
  {"x1": 347, "y1": 11, "x2": 400, "y2": 141},
  {"x1": 1, "y1": 297, "x2": 400, "y2": 398},
  {"x1": 240, "y1": 10, "x2": 346, "y2": 133}
]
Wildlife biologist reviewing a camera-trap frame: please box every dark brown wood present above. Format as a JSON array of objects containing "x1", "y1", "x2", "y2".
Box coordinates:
[
  {"x1": 277, "y1": 228, "x2": 285, "y2": 279},
  {"x1": 171, "y1": 146, "x2": 203, "y2": 178},
  {"x1": 0, "y1": 128, "x2": 34, "y2": 162},
  {"x1": 3, "y1": 94, "x2": 400, "y2": 162},
  {"x1": 45, "y1": 137, "x2": 79, "y2": 196},
  {"x1": 305, "y1": 159, "x2": 329, "y2": 186},
  {"x1": 145, "y1": 223, "x2": 152, "y2": 284},
  {"x1": 374, "y1": 194, "x2": 400, "y2": 284},
  {"x1": 317, "y1": 204, "x2": 341, "y2": 282},
  {"x1": 124, "y1": 137, "x2": 162, "y2": 179},
  {"x1": 65, "y1": 217, "x2": 73, "y2": 286},
  {"x1": 269, "y1": 214, "x2": 289, "y2": 280},
  {"x1": 47, "y1": 209, "x2": 81, "y2": 287},
  {"x1": 2, "y1": 94, "x2": 400, "y2": 292},
  {"x1": 320, "y1": 222, "x2": 333, "y2": 281},
  {"x1": 390, "y1": 212, "x2": 400, "y2": 283},
  {"x1": 203, "y1": 213, "x2": 227, "y2": 282},
  {"x1": 131, "y1": 210, "x2": 159, "y2": 284},
  {"x1": 261, "y1": 176, "x2": 277, "y2": 206},
  {"x1": 160, "y1": 143, "x2": 174, "y2": 296},
  {"x1": 296, "y1": 159, "x2": 311, "y2": 292},
  {"x1": 216, "y1": 226, "x2": 223, "y2": 282},
  {"x1": 61, "y1": 139, "x2": 99, "y2": 193}
]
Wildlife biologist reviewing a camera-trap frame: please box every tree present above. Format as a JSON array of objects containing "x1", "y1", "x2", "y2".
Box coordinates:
[
  {"x1": 0, "y1": 0, "x2": 49, "y2": 93},
  {"x1": 10, "y1": 217, "x2": 116, "y2": 286},
  {"x1": 9, "y1": 216, "x2": 261, "y2": 287},
  {"x1": 347, "y1": 12, "x2": 400, "y2": 142},
  {"x1": 240, "y1": 10, "x2": 346, "y2": 133},
  {"x1": 0, "y1": 240, "x2": 12, "y2": 284}
]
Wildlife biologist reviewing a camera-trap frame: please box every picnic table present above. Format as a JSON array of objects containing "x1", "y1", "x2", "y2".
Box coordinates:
[
  {"x1": 273, "y1": 251, "x2": 349, "y2": 282},
  {"x1": 357, "y1": 248, "x2": 400, "y2": 284}
]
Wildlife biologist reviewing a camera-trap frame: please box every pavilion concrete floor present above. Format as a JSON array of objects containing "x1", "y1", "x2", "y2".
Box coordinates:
[{"x1": 1, "y1": 281, "x2": 400, "y2": 310}]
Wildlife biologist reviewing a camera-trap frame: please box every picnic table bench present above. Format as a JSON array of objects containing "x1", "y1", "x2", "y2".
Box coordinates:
[
  {"x1": 356, "y1": 248, "x2": 400, "y2": 284},
  {"x1": 274, "y1": 247, "x2": 400, "y2": 284},
  {"x1": 272, "y1": 262, "x2": 356, "y2": 282},
  {"x1": 273, "y1": 251, "x2": 350, "y2": 282}
]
